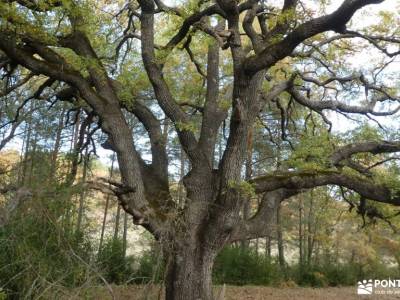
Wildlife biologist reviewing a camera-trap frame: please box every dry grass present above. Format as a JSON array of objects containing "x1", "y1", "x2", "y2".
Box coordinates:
[{"x1": 50, "y1": 285, "x2": 400, "y2": 300}]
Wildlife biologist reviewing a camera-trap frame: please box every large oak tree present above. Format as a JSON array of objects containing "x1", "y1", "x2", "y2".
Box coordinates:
[{"x1": 1, "y1": 0, "x2": 400, "y2": 299}]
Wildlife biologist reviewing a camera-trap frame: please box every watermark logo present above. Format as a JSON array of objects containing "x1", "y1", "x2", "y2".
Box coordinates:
[
  {"x1": 357, "y1": 279, "x2": 373, "y2": 295},
  {"x1": 357, "y1": 279, "x2": 400, "y2": 295}
]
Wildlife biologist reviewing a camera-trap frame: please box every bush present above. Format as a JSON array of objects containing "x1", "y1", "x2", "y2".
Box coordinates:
[
  {"x1": 213, "y1": 246, "x2": 283, "y2": 285},
  {"x1": 291, "y1": 262, "x2": 398, "y2": 287},
  {"x1": 323, "y1": 263, "x2": 360, "y2": 286},
  {"x1": 97, "y1": 238, "x2": 134, "y2": 284},
  {"x1": 0, "y1": 203, "x2": 93, "y2": 299},
  {"x1": 291, "y1": 265, "x2": 329, "y2": 287},
  {"x1": 133, "y1": 249, "x2": 165, "y2": 284}
]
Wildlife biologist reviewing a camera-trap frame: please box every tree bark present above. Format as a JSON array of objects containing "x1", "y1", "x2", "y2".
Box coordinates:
[
  {"x1": 164, "y1": 246, "x2": 216, "y2": 300},
  {"x1": 0, "y1": 1, "x2": 396, "y2": 300}
]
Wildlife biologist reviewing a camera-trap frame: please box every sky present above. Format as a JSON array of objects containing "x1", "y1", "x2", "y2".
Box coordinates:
[
  {"x1": 2, "y1": 0, "x2": 400, "y2": 166},
  {"x1": 108, "y1": 0, "x2": 400, "y2": 165}
]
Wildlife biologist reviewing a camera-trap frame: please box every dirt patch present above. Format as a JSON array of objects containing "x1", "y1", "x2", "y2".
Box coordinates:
[{"x1": 50, "y1": 285, "x2": 400, "y2": 300}]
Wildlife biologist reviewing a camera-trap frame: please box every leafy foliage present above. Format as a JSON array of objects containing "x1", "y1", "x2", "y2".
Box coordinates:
[{"x1": 97, "y1": 238, "x2": 134, "y2": 284}]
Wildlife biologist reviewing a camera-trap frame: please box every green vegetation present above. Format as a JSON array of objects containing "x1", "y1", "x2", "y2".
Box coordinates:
[{"x1": 0, "y1": 0, "x2": 399, "y2": 299}]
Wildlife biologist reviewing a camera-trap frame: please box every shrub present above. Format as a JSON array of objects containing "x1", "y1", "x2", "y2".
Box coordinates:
[
  {"x1": 213, "y1": 246, "x2": 282, "y2": 285},
  {"x1": 290, "y1": 262, "x2": 398, "y2": 287},
  {"x1": 97, "y1": 238, "x2": 134, "y2": 284},
  {"x1": 133, "y1": 249, "x2": 165, "y2": 284},
  {"x1": 0, "y1": 204, "x2": 92, "y2": 298}
]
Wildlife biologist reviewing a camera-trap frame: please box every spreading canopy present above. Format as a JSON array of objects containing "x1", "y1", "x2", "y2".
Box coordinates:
[{"x1": 1, "y1": 0, "x2": 400, "y2": 242}]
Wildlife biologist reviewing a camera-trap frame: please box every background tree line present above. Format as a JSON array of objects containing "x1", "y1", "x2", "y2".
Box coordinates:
[
  {"x1": 1, "y1": 0, "x2": 400, "y2": 299},
  {"x1": 0, "y1": 95, "x2": 399, "y2": 298}
]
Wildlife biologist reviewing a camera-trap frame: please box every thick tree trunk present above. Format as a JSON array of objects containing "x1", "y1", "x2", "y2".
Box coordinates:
[
  {"x1": 165, "y1": 247, "x2": 216, "y2": 300},
  {"x1": 163, "y1": 174, "x2": 221, "y2": 300}
]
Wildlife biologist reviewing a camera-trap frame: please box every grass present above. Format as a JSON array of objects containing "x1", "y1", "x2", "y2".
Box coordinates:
[{"x1": 45, "y1": 285, "x2": 400, "y2": 300}]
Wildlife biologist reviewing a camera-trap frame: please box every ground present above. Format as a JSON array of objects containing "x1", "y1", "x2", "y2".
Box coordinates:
[{"x1": 51, "y1": 285, "x2": 400, "y2": 299}]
